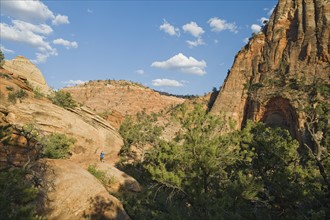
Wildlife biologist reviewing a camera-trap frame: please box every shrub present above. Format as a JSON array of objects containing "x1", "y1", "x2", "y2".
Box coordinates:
[
  {"x1": 98, "y1": 110, "x2": 113, "y2": 118},
  {"x1": 16, "y1": 89, "x2": 28, "y2": 99},
  {"x1": 0, "y1": 168, "x2": 38, "y2": 219},
  {"x1": 40, "y1": 133, "x2": 75, "y2": 159},
  {"x1": 249, "y1": 82, "x2": 263, "y2": 92},
  {"x1": 0, "y1": 73, "x2": 12, "y2": 80},
  {"x1": 0, "y1": 91, "x2": 5, "y2": 102},
  {"x1": 7, "y1": 89, "x2": 28, "y2": 104},
  {"x1": 0, "y1": 123, "x2": 44, "y2": 219},
  {"x1": 87, "y1": 164, "x2": 116, "y2": 185},
  {"x1": 0, "y1": 50, "x2": 4, "y2": 67},
  {"x1": 317, "y1": 83, "x2": 330, "y2": 97},
  {"x1": 6, "y1": 86, "x2": 14, "y2": 91},
  {"x1": 33, "y1": 87, "x2": 45, "y2": 99},
  {"x1": 49, "y1": 90, "x2": 77, "y2": 109}
]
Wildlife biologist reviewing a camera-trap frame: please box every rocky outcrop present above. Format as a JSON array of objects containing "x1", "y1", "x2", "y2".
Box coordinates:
[
  {"x1": 63, "y1": 80, "x2": 185, "y2": 128},
  {"x1": 36, "y1": 159, "x2": 130, "y2": 220},
  {"x1": 211, "y1": 0, "x2": 330, "y2": 136},
  {"x1": 2, "y1": 98, "x2": 123, "y2": 166},
  {"x1": 1, "y1": 69, "x2": 122, "y2": 166},
  {"x1": 94, "y1": 162, "x2": 141, "y2": 193},
  {"x1": 0, "y1": 67, "x2": 138, "y2": 218},
  {"x1": 3, "y1": 56, "x2": 50, "y2": 94}
]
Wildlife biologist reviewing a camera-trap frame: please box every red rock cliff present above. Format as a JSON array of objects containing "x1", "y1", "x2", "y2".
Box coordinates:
[{"x1": 211, "y1": 0, "x2": 330, "y2": 136}]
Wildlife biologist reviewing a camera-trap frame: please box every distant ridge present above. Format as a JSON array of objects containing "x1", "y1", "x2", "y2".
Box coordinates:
[{"x1": 62, "y1": 79, "x2": 186, "y2": 128}]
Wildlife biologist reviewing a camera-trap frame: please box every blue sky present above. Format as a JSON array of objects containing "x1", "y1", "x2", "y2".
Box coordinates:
[{"x1": 0, "y1": 0, "x2": 276, "y2": 95}]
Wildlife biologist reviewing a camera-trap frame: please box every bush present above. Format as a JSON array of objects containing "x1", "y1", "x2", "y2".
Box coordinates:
[
  {"x1": 16, "y1": 89, "x2": 28, "y2": 99},
  {"x1": 0, "y1": 168, "x2": 38, "y2": 219},
  {"x1": 0, "y1": 50, "x2": 4, "y2": 67},
  {"x1": 33, "y1": 87, "x2": 45, "y2": 99},
  {"x1": 87, "y1": 164, "x2": 116, "y2": 185},
  {"x1": 0, "y1": 73, "x2": 12, "y2": 80},
  {"x1": 6, "y1": 86, "x2": 14, "y2": 91},
  {"x1": 49, "y1": 90, "x2": 77, "y2": 108},
  {"x1": 249, "y1": 82, "x2": 263, "y2": 92},
  {"x1": 98, "y1": 110, "x2": 113, "y2": 118},
  {"x1": 7, "y1": 89, "x2": 28, "y2": 104},
  {"x1": 41, "y1": 133, "x2": 75, "y2": 159},
  {"x1": 0, "y1": 91, "x2": 5, "y2": 102}
]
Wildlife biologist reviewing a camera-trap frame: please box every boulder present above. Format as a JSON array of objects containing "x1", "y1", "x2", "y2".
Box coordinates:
[{"x1": 36, "y1": 159, "x2": 130, "y2": 220}]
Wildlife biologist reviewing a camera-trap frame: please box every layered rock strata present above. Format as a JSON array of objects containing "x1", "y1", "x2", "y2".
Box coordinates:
[
  {"x1": 211, "y1": 0, "x2": 330, "y2": 137},
  {"x1": 3, "y1": 56, "x2": 50, "y2": 94}
]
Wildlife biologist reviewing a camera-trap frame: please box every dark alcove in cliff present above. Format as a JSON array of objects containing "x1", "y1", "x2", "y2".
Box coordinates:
[{"x1": 261, "y1": 97, "x2": 298, "y2": 138}]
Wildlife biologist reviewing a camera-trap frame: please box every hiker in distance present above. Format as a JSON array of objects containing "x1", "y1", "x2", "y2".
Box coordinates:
[{"x1": 100, "y1": 151, "x2": 105, "y2": 162}]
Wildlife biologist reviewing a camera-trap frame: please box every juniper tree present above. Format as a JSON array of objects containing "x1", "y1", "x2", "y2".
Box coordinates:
[
  {"x1": 0, "y1": 50, "x2": 4, "y2": 67},
  {"x1": 119, "y1": 110, "x2": 163, "y2": 163}
]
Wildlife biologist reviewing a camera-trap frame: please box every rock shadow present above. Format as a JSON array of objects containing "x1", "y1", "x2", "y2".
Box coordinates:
[{"x1": 83, "y1": 195, "x2": 130, "y2": 220}]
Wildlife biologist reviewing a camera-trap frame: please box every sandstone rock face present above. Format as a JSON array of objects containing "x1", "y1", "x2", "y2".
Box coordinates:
[
  {"x1": 36, "y1": 159, "x2": 130, "y2": 220},
  {"x1": 1, "y1": 69, "x2": 122, "y2": 165},
  {"x1": 63, "y1": 80, "x2": 185, "y2": 128},
  {"x1": 5, "y1": 99, "x2": 123, "y2": 166},
  {"x1": 0, "y1": 68, "x2": 138, "y2": 218},
  {"x1": 3, "y1": 56, "x2": 50, "y2": 94},
  {"x1": 94, "y1": 162, "x2": 141, "y2": 193},
  {"x1": 211, "y1": 0, "x2": 330, "y2": 135}
]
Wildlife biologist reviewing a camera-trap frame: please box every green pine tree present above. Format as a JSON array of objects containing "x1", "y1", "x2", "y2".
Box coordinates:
[{"x1": 0, "y1": 50, "x2": 5, "y2": 67}]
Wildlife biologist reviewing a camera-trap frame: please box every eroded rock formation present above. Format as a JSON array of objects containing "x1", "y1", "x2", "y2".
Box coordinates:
[
  {"x1": 3, "y1": 56, "x2": 50, "y2": 94},
  {"x1": 211, "y1": 0, "x2": 330, "y2": 137},
  {"x1": 36, "y1": 159, "x2": 130, "y2": 220},
  {"x1": 62, "y1": 80, "x2": 185, "y2": 128},
  {"x1": 0, "y1": 67, "x2": 137, "y2": 219}
]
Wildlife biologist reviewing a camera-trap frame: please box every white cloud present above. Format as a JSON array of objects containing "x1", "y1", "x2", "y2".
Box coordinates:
[
  {"x1": 52, "y1": 14, "x2": 69, "y2": 25},
  {"x1": 151, "y1": 53, "x2": 207, "y2": 75},
  {"x1": 53, "y1": 38, "x2": 78, "y2": 49},
  {"x1": 136, "y1": 69, "x2": 145, "y2": 75},
  {"x1": 0, "y1": 45, "x2": 15, "y2": 54},
  {"x1": 0, "y1": 22, "x2": 57, "y2": 57},
  {"x1": 152, "y1": 79, "x2": 183, "y2": 87},
  {"x1": 214, "y1": 39, "x2": 219, "y2": 44},
  {"x1": 243, "y1": 37, "x2": 249, "y2": 44},
  {"x1": 267, "y1": 6, "x2": 275, "y2": 16},
  {"x1": 62, "y1": 80, "x2": 86, "y2": 86},
  {"x1": 186, "y1": 38, "x2": 205, "y2": 48},
  {"x1": 31, "y1": 52, "x2": 52, "y2": 64},
  {"x1": 2, "y1": 0, "x2": 70, "y2": 26},
  {"x1": 208, "y1": 17, "x2": 238, "y2": 33},
  {"x1": 182, "y1": 22, "x2": 204, "y2": 38},
  {"x1": 0, "y1": 0, "x2": 73, "y2": 63},
  {"x1": 160, "y1": 20, "x2": 180, "y2": 37},
  {"x1": 251, "y1": 24, "x2": 262, "y2": 34},
  {"x1": 1, "y1": 0, "x2": 55, "y2": 22},
  {"x1": 87, "y1": 9, "x2": 93, "y2": 13},
  {"x1": 12, "y1": 20, "x2": 53, "y2": 35}
]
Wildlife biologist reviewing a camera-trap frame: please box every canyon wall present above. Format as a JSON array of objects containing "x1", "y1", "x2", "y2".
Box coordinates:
[{"x1": 211, "y1": 0, "x2": 329, "y2": 137}]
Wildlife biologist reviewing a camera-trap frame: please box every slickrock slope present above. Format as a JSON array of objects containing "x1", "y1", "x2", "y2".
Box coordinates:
[
  {"x1": 3, "y1": 56, "x2": 50, "y2": 94},
  {"x1": 63, "y1": 80, "x2": 186, "y2": 128},
  {"x1": 0, "y1": 71, "x2": 122, "y2": 166},
  {"x1": 0, "y1": 65, "x2": 139, "y2": 218},
  {"x1": 211, "y1": 0, "x2": 330, "y2": 137},
  {"x1": 36, "y1": 159, "x2": 130, "y2": 220}
]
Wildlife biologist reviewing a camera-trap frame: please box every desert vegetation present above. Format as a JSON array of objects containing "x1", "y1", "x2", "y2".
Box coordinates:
[
  {"x1": 7, "y1": 89, "x2": 28, "y2": 104},
  {"x1": 87, "y1": 164, "x2": 116, "y2": 186},
  {"x1": 0, "y1": 123, "x2": 76, "y2": 219},
  {"x1": 118, "y1": 102, "x2": 330, "y2": 219},
  {"x1": 0, "y1": 50, "x2": 4, "y2": 68},
  {"x1": 48, "y1": 90, "x2": 77, "y2": 109}
]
